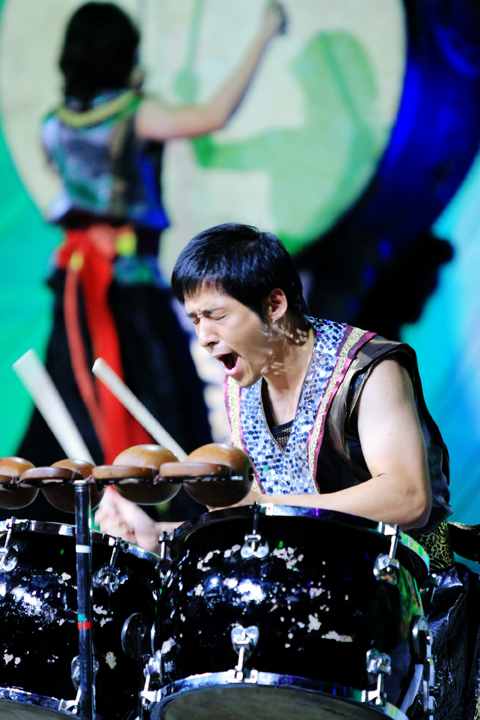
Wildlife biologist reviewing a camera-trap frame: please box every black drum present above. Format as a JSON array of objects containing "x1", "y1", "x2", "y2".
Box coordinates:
[
  {"x1": 0, "y1": 519, "x2": 160, "y2": 720},
  {"x1": 146, "y1": 505, "x2": 432, "y2": 720}
]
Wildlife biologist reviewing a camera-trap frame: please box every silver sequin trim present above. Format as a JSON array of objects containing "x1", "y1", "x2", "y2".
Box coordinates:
[{"x1": 308, "y1": 326, "x2": 368, "y2": 477}]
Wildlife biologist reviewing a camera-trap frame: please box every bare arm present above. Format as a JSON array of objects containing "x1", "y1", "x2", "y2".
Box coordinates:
[
  {"x1": 230, "y1": 360, "x2": 432, "y2": 531},
  {"x1": 135, "y1": 1, "x2": 286, "y2": 141},
  {"x1": 95, "y1": 360, "x2": 431, "y2": 550}
]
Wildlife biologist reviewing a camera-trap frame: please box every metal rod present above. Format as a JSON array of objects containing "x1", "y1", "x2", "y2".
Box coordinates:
[{"x1": 75, "y1": 480, "x2": 95, "y2": 720}]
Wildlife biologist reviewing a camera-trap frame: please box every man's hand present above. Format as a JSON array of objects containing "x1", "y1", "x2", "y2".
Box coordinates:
[{"x1": 95, "y1": 487, "x2": 181, "y2": 553}]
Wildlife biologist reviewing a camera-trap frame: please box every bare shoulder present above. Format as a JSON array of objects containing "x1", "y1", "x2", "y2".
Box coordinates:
[
  {"x1": 357, "y1": 357, "x2": 425, "y2": 475},
  {"x1": 359, "y1": 358, "x2": 414, "y2": 410},
  {"x1": 356, "y1": 357, "x2": 422, "y2": 448},
  {"x1": 354, "y1": 358, "x2": 430, "y2": 529}
]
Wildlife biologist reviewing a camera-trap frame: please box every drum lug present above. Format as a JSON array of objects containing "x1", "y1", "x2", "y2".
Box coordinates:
[
  {"x1": 227, "y1": 625, "x2": 260, "y2": 683},
  {"x1": 411, "y1": 616, "x2": 435, "y2": 720},
  {"x1": 241, "y1": 533, "x2": 269, "y2": 559},
  {"x1": 241, "y1": 504, "x2": 269, "y2": 559},
  {"x1": 93, "y1": 538, "x2": 127, "y2": 592},
  {"x1": 0, "y1": 517, "x2": 26, "y2": 571},
  {"x1": 373, "y1": 554, "x2": 400, "y2": 585},
  {"x1": 141, "y1": 650, "x2": 164, "y2": 710},
  {"x1": 0, "y1": 545, "x2": 18, "y2": 572},
  {"x1": 156, "y1": 531, "x2": 173, "y2": 580},
  {"x1": 366, "y1": 648, "x2": 391, "y2": 706},
  {"x1": 374, "y1": 524, "x2": 400, "y2": 585},
  {"x1": 58, "y1": 696, "x2": 81, "y2": 714},
  {"x1": 93, "y1": 564, "x2": 122, "y2": 592}
]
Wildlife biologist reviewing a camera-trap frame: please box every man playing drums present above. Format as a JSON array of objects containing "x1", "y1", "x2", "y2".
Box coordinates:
[{"x1": 97, "y1": 222, "x2": 480, "y2": 719}]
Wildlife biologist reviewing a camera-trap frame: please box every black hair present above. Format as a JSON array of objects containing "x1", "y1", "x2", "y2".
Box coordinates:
[
  {"x1": 171, "y1": 223, "x2": 308, "y2": 321},
  {"x1": 59, "y1": 2, "x2": 140, "y2": 103}
]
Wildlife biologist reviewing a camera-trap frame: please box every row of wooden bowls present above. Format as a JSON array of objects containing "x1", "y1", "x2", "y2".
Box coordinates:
[{"x1": 0, "y1": 443, "x2": 254, "y2": 513}]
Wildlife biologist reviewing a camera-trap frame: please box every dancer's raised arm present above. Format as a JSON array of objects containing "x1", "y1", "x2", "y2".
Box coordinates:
[{"x1": 136, "y1": 1, "x2": 286, "y2": 140}]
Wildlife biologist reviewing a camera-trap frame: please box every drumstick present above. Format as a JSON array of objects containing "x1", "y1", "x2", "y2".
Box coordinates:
[
  {"x1": 92, "y1": 358, "x2": 187, "y2": 461},
  {"x1": 13, "y1": 349, "x2": 94, "y2": 463}
]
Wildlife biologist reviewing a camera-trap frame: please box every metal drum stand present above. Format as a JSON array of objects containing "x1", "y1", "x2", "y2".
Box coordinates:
[{"x1": 74, "y1": 478, "x2": 96, "y2": 720}]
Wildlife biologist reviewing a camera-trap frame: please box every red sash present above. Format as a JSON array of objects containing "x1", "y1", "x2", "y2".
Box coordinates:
[{"x1": 57, "y1": 225, "x2": 151, "y2": 463}]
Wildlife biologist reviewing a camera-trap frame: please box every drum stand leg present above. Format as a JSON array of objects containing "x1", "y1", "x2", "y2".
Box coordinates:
[{"x1": 74, "y1": 479, "x2": 96, "y2": 720}]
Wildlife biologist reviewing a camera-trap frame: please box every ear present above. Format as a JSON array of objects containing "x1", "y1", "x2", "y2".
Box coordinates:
[{"x1": 265, "y1": 288, "x2": 288, "y2": 322}]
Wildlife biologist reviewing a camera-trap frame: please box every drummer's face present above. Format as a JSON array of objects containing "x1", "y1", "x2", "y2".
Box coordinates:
[{"x1": 185, "y1": 285, "x2": 275, "y2": 388}]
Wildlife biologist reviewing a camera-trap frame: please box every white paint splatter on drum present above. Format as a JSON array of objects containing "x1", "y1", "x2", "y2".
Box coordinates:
[
  {"x1": 93, "y1": 604, "x2": 108, "y2": 615},
  {"x1": 321, "y1": 630, "x2": 353, "y2": 643},
  {"x1": 237, "y1": 580, "x2": 265, "y2": 604},
  {"x1": 307, "y1": 614, "x2": 321, "y2": 632},
  {"x1": 105, "y1": 651, "x2": 117, "y2": 670},
  {"x1": 162, "y1": 638, "x2": 175, "y2": 655}
]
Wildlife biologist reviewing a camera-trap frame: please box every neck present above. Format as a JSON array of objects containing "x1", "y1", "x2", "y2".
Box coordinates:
[{"x1": 263, "y1": 316, "x2": 314, "y2": 426}]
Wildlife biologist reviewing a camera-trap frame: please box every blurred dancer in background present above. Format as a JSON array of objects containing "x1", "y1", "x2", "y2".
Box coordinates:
[{"x1": 17, "y1": 1, "x2": 286, "y2": 472}]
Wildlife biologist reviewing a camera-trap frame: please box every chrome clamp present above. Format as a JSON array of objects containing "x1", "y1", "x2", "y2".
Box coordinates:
[
  {"x1": 228, "y1": 625, "x2": 260, "y2": 683},
  {"x1": 141, "y1": 650, "x2": 164, "y2": 711},
  {"x1": 374, "y1": 523, "x2": 400, "y2": 585},
  {"x1": 0, "y1": 517, "x2": 28, "y2": 571},
  {"x1": 241, "y1": 505, "x2": 269, "y2": 559},
  {"x1": 412, "y1": 616, "x2": 435, "y2": 720},
  {"x1": 366, "y1": 648, "x2": 392, "y2": 705},
  {"x1": 93, "y1": 538, "x2": 127, "y2": 592},
  {"x1": 156, "y1": 530, "x2": 173, "y2": 582}
]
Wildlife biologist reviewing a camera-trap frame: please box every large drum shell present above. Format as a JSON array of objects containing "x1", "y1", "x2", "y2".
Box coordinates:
[
  {"x1": 156, "y1": 506, "x2": 428, "y2": 711},
  {"x1": 0, "y1": 520, "x2": 161, "y2": 720}
]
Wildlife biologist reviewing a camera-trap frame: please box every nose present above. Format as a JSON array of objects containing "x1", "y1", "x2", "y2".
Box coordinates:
[{"x1": 196, "y1": 318, "x2": 217, "y2": 349}]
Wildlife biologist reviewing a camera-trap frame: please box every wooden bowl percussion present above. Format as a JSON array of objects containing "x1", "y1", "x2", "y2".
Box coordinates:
[
  {"x1": 0, "y1": 443, "x2": 253, "y2": 513},
  {"x1": 160, "y1": 443, "x2": 254, "y2": 507},
  {"x1": 93, "y1": 444, "x2": 182, "y2": 504},
  {"x1": 20, "y1": 459, "x2": 101, "y2": 513}
]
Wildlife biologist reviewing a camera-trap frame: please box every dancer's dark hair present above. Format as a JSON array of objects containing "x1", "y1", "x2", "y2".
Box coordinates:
[{"x1": 59, "y1": 2, "x2": 140, "y2": 102}]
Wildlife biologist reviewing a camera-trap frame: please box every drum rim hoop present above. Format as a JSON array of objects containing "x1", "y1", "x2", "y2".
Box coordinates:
[
  {"x1": 154, "y1": 670, "x2": 409, "y2": 720},
  {"x1": 0, "y1": 518, "x2": 159, "y2": 564},
  {"x1": 174, "y1": 504, "x2": 429, "y2": 579},
  {"x1": 0, "y1": 687, "x2": 76, "y2": 716}
]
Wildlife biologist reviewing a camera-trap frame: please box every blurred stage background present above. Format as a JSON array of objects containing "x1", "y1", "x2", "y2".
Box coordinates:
[{"x1": 0, "y1": 0, "x2": 479, "y2": 522}]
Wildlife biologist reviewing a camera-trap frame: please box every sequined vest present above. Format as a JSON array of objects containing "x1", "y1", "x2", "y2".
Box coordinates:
[
  {"x1": 225, "y1": 318, "x2": 375, "y2": 494},
  {"x1": 42, "y1": 90, "x2": 169, "y2": 232}
]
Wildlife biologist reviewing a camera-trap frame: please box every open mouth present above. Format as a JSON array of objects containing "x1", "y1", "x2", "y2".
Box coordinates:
[{"x1": 218, "y1": 352, "x2": 237, "y2": 371}]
